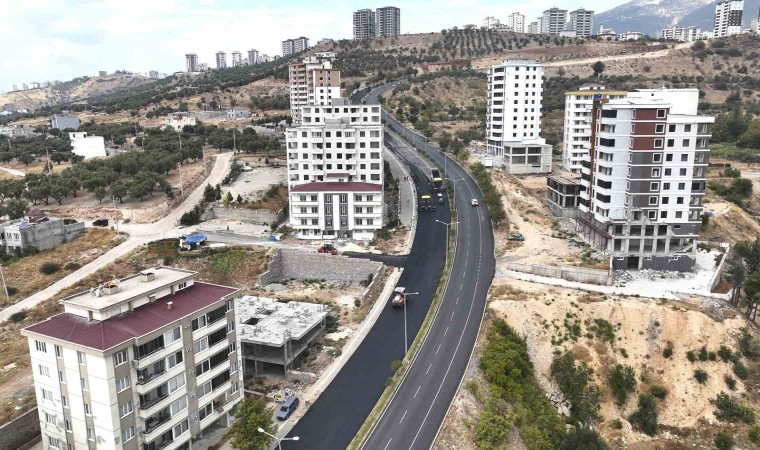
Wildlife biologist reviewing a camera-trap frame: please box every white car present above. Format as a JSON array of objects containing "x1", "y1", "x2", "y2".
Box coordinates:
[{"x1": 471, "y1": 199, "x2": 479, "y2": 206}]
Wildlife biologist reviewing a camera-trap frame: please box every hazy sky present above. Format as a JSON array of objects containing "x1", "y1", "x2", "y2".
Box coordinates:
[{"x1": 1, "y1": 0, "x2": 627, "y2": 91}]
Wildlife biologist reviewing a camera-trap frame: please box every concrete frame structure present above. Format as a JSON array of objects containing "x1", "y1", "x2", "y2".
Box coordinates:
[
  {"x1": 0, "y1": 216, "x2": 84, "y2": 254},
  {"x1": 286, "y1": 99, "x2": 384, "y2": 240},
  {"x1": 288, "y1": 53, "x2": 341, "y2": 121},
  {"x1": 22, "y1": 267, "x2": 243, "y2": 450},
  {"x1": 541, "y1": 7, "x2": 568, "y2": 35},
  {"x1": 215, "y1": 51, "x2": 227, "y2": 70},
  {"x1": 563, "y1": 84, "x2": 627, "y2": 173},
  {"x1": 376, "y1": 6, "x2": 401, "y2": 37},
  {"x1": 547, "y1": 175, "x2": 582, "y2": 217},
  {"x1": 353, "y1": 9, "x2": 376, "y2": 40},
  {"x1": 69, "y1": 132, "x2": 107, "y2": 160},
  {"x1": 486, "y1": 59, "x2": 552, "y2": 174},
  {"x1": 577, "y1": 89, "x2": 714, "y2": 271},
  {"x1": 238, "y1": 296, "x2": 328, "y2": 378},
  {"x1": 185, "y1": 54, "x2": 198, "y2": 73},
  {"x1": 506, "y1": 12, "x2": 525, "y2": 33},
  {"x1": 661, "y1": 26, "x2": 702, "y2": 41},
  {"x1": 714, "y1": 0, "x2": 744, "y2": 37},
  {"x1": 569, "y1": 9, "x2": 594, "y2": 37}
]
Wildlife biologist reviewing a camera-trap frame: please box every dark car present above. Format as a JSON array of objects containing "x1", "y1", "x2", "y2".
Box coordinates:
[
  {"x1": 507, "y1": 233, "x2": 525, "y2": 241},
  {"x1": 276, "y1": 396, "x2": 299, "y2": 420},
  {"x1": 92, "y1": 219, "x2": 109, "y2": 227}
]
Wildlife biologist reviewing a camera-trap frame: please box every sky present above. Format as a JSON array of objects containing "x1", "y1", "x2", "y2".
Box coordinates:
[{"x1": 0, "y1": 0, "x2": 628, "y2": 91}]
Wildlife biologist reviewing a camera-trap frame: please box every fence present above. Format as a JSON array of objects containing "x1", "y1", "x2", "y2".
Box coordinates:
[
  {"x1": 704, "y1": 241, "x2": 731, "y2": 292},
  {"x1": 0, "y1": 407, "x2": 40, "y2": 450},
  {"x1": 504, "y1": 262, "x2": 613, "y2": 286}
]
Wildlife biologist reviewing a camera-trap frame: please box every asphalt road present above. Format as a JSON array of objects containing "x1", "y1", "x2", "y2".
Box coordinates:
[
  {"x1": 281, "y1": 126, "x2": 449, "y2": 450},
  {"x1": 360, "y1": 82, "x2": 496, "y2": 450}
]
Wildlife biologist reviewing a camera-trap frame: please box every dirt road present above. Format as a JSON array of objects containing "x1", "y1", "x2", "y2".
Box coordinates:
[
  {"x1": 0, "y1": 152, "x2": 234, "y2": 322},
  {"x1": 546, "y1": 42, "x2": 692, "y2": 67}
]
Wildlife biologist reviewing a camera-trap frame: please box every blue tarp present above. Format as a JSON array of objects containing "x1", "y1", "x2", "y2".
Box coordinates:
[{"x1": 182, "y1": 233, "x2": 207, "y2": 244}]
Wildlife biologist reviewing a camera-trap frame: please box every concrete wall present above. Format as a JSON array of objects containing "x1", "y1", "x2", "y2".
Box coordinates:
[
  {"x1": 0, "y1": 407, "x2": 41, "y2": 450},
  {"x1": 207, "y1": 206, "x2": 285, "y2": 225},
  {"x1": 505, "y1": 262, "x2": 613, "y2": 285},
  {"x1": 259, "y1": 248, "x2": 383, "y2": 286},
  {"x1": 1, "y1": 220, "x2": 85, "y2": 253}
]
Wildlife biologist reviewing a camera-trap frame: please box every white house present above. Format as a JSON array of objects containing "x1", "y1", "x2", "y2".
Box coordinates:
[{"x1": 69, "y1": 132, "x2": 106, "y2": 159}]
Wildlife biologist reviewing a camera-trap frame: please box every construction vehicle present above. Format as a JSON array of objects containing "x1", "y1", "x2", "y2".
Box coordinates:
[
  {"x1": 430, "y1": 169, "x2": 443, "y2": 192},
  {"x1": 317, "y1": 243, "x2": 338, "y2": 255},
  {"x1": 391, "y1": 287, "x2": 406, "y2": 308},
  {"x1": 418, "y1": 195, "x2": 435, "y2": 211}
]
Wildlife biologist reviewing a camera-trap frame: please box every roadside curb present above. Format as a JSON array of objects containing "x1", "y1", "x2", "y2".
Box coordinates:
[{"x1": 384, "y1": 140, "x2": 418, "y2": 255}]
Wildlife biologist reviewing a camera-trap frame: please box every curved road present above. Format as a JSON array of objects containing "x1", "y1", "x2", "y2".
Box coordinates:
[{"x1": 360, "y1": 83, "x2": 495, "y2": 449}]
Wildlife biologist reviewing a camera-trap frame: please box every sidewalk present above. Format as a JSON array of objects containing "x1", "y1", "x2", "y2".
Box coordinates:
[{"x1": 384, "y1": 145, "x2": 415, "y2": 228}]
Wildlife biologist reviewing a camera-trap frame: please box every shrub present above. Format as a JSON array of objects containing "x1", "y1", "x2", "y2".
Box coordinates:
[
  {"x1": 718, "y1": 345, "x2": 733, "y2": 361},
  {"x1": 6, "y1": 286, "x2": 18, "y2": 295},
  {"x1": 694, "y1": 369, "x2": 709, "y2": 384},
  {"x1": 687, "y1": 350, "x2": 697, "y2": 362},
  {"x1": 390, "y1": 359, "x2": 403, "y2": 373},
  {"x1": 650, "y1": 385, "x2": 668, "y2": 399},
  {"x1": 725, "y1": 375, "x2": 737, "y2": 391},
  {"x1": 708, "y1": 351, "x2": 717, "y2": 361},
  {"x1": 325, "y1": 315, "x2": 339, "y2": 333},
  {"x1": 163, "y1": 255, "x2": 174, "y2": 265},
  {"x1": 733, "y1": 360, "x2": 749, "y2": 380},
  {"x1": 629, "y1": 394, "x2": 658, "y2": 436},
  {"x1": 64, "y1": 262, "x2": 81, "y2": 271},
  {"x1": 748, "y1": 425, "x2": 760, "y2": 445},
  {"x1": 609, "y1": 364, "x2": 637, "y2": 406},
  {"x1": 662, "y1": 342, "x2": 673, "y2": 358},
  {"x1": 712, "y1": 392, "x2": 756, "y2": 424},
  {"x1": 715, "y1": 432, "x2": 734, "y2": 450},
  {"x1": 8, "y1": 310, "x2": 27, "y2": 323},
  {"x1": 699, "y1": 346, "x2": 709, "y2": 361},
  {"x1": 611, "y1": 419, "x2": 623, "y2": 429},
  {"x1": 39, "y1": 262, "x2": 61, "y2": 275},
  {"x1": 559, "y1": 427, "x2": 610, "y2": 450}
]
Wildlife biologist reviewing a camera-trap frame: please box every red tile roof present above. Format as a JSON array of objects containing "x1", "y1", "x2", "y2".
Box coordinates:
[
  {"x1": 24, "y1": 283, "x2": 238, "y2": 351},
  {"x1": 290, "y1": 182, "x2": 383, "y2": 192}
]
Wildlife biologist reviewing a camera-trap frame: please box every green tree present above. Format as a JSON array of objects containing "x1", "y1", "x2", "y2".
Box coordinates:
[
  {"x1": 228, "y1": 397, "x2": 275, "y2": 450},
  {"x1": 715, "y1": 432, "x2": 734, "y2": 450},
  {"x1": 95, "y1": 187, "x2": 107, "y2": 204},
  {"x1": 591, "y1": 61, "x2": 605, "y2": 77},
  {"x1": 560, "y1": 428, "x2": 610, "y2": 450},
  {"x1": 608, "y1": 364, "x2": 637, "y2": 406},
  {"x1": 550, "y1": 352, "x2": 601, "y2": 426},
  {"x1": 629, "y1": 394, "x2": 658, "y2": 436},
  {"x1": 1, "y1": 198, "x2": 27, "y2": 219}
]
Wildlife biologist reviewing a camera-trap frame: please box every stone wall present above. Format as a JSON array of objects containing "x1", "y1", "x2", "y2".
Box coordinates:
[
  {"x1": 0, "y1": 407, "x2": 40, "y2": 450},
  {"x1": 505, "y1": 262, "x2": 613, "y2": 286},
  {"x1": 207, "y1": 206, "x2": 285, "y2": 225},
  {"x1": 259, "y1": 248, "x2": 383, "y2": 286}
]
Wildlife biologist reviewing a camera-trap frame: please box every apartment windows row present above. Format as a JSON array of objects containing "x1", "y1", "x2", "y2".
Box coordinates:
[
  {"x1": 355, "y1": 218, "x2": 375, "y2": 226},
  {"x1": 303, "y1": 115, "x2": 380, "y2": 124},
  {"x1": 191, "y1": 305, "x2": 227, "y2": 332},
  {"x1": 193, "y1": 325, "x2": 230, "y2": 354},
  {"x1": 197, "y1": 369, "x2": 231, "y2": 400},
  {"x1": 134, "y1": 326, "x2": 182, "y2": 360}
]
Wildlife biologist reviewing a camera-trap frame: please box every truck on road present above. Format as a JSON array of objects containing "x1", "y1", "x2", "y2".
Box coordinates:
[
  {"x1": 418, "y1": 195, "x2": 435, "y2": 211},
  {"x1": 430, "y1": 168, "x2": 443, "y2": 192},
  {"x1": 391, "y1": 287, "x2": 406, "y2": 308}
]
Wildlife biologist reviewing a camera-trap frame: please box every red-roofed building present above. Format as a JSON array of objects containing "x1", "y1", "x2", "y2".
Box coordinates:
[{"x1": 22, "y1": 267, "x2": 244, "y2": 450}]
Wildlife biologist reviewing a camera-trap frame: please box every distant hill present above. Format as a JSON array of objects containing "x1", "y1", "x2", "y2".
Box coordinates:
[{"x1": 596, "y1": 0, "x2": 760, "y2": 36}]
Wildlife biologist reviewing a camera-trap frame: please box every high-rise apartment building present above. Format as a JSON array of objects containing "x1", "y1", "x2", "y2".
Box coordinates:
[
  {"x1": 527, "y1": 21, "x2": 540, "y2": 34},
  {"x1": 247, "y1": 49, "x2": 259, "y2": 65},
  {"x1": 714, "y1": 0, "x2": 744, "y2": 37},
  {"x1": 282, "y1": 40, "x2": 295, "y2": 56},
  {"x1": 288, "y1": 53, "x2": 341, "y2": 121},
  {"x1": 22, "y1": 267, "x2": 243, "y2": 450},
  {"x1": 231, "y1": 51, "x2": 242, "y2": 67},
  {"x1": 661, "y1": 26, "x2": 702, "y2": 41},
  {"x1": 577, "y1": 89, "x2": 713, "y2": 271},
  {"x1": 563, "y1": 84, "x2": 627, "y2": 173},
  {"x1": 353, "y1": 9, "x2": 376, "y2": 40},
  {"x1": 541, "y1": 7, "x2": 568, "y2": 35},
  {"x1": 286, "y1": 99, "x2": 384, "y2": 240},
  {"x1": 376, "y1": 6, "x2": 401, "y2": 37},
  {"x1": 282, "y1": 37, "x2": 309, "y2": 56},
  {"x1": 507, "y1": 12, "x2": 525, "y2": 33},
  {"x1": 486, "y1": 59, "x2": 552, "y2": 174},
  {"x1": 185, "y1": 54, "x2": 198, "y2": 72},
  {"x1": 569, "y1": 9, "x2": 594, "y2": 37},
  {"x1": 215, "y1": 51, "x2": 227, "y2": 70}
]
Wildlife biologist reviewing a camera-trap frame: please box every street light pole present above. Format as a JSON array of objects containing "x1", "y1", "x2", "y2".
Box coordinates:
[{"x1": 257, "y1": 428, "x2": 300, "y2": 450}]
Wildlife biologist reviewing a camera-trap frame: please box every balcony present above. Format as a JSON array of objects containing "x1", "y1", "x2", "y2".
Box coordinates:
[{"x1": 143, "y1": 409, "x2": 172, "y2": 436}]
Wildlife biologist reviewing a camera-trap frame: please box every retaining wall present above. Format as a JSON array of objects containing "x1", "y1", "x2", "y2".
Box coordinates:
[
  {"x1": 207, "y1": 206, "x2": 284, "y2": 225},
  {"x1": 0, "y1": 407, "x2": 40, "y2": 450},
  {"x1": 505, "y1": 262, "x2": 613, "y2": 286},
  {"x1": 259, "y1": 248, "x2": 383, "y2": 287}
]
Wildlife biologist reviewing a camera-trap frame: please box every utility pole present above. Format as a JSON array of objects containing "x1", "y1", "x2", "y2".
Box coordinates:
[
  {"x1": 178, "y1": 132, "x2": 185, "y2": 198},
  {"x1": 232, "y1": 127, "x2": 237, "y2": 153},
  {"x1": 45, "y1": 148, "x2": 51, "y2": 175},
  {"x1": 112, "y1": 195, "x2": 120, "y2": 233},
  {"x1": 0, "y1": 264, "x2": 9, "y2": 301}
]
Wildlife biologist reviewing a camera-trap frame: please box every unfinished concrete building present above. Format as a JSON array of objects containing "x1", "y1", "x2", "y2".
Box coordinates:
[
  {"x1": 238, "y1": 296, "x2": 328, "y2": 378},
  {"x1": 547, "y1": 175, "x2": 582, "y2": 217}
]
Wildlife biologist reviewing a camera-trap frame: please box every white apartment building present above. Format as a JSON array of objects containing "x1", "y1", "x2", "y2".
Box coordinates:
[
  {"x1": 22, "y1": 267, "x2": 243, "y2": 450},
  {"x1": 289, "y1": 53, "x2": 341, "y2": 121},
  {"x1": 620, "y1": 31, "x2": 646, "y2": 41},
  {"x1": 69, "y1": 132, "x2": 107, "y2": 159},
  {"x1": 486, "y1": 60, "x2": 552, "y2": 174},
  {"x1": 353, "y1": 9, "x2": 376, "y2": 40},
  {"x1": 569, "y1": 9, "x2": 594, "y2": 37},
  {"x1": 541, "y1": 8, "x2": 568, "y2": 35},
  {"x1": 215, "y1": 52, "x2": 226, "y2": 70},
  {"x1": 507, "y1": 12, "x2": 525, "y2": 33},
  {"x1": 282, "y1": 37, "x2": 309, "y2": 56},
  {"x1": 231, "y1": 52, "x2": 242, "y2": 67},
  {"x1": 286, "y1": 99, "x2": 384, "y2": 240},
  {"x1": 714, "y1": 0, "x2": 744, "y2": 37},
  {"x1": 185, "y1": 54, "x2": 198, "y2": 73},
  {"x1": 527, "y1": 21, "x2": 540, "y2": 34},
  {"x1": 563, "y1": 84, "x2": 627, "y2": 173},
  {"x1": 376, "y1": 6, "x2": 401, "y2": 37},
  {"x1": 661, "y1": 26, "x2": 702, "y2": 41},
  {"x1": 247, "y1": 49, "x2": 259, "y2": 65},
  {"x1": 577, "y1": 89, "x2": 713, "y2": 271}
]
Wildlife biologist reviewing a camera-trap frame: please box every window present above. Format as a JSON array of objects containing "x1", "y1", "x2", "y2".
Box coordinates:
[
  {"x1": 662, "y1": 197, "x2": 669, "y2": 204},
  {"x1": 679, "y1": 168, "x2": 687, "y2": 176},
  {"x1": 193, "y1": 337, "x2": 208, "y2": 353},
  {"x1": 58, "y1": 370, "x2": 65, "y2": 383},
  {"x1": 38, "y1": 364, "x2": 49, "y2": 377},
  {"x1": 676, "y1": 197, "x2": 684, "y2": 204},
  {"x1": 681, "y1": 153, "x2": 689, "y2": 162},
  {"x1": 48, "y1": 437, "x2": 61, "y2": 449},
  {"x1": 654, "y1": 138, "x2": 663, "y2": 149},
  {"x1": 65, "y1": 419, "x2": 72, "y2": 432},
  {"x1": 648, "y1": 210, "x2": 657, "y2": 220},
  {"x1": 663, "y1": 183, "x2": 671, "y2": 190},
  {"x1": 177, "y1": 282, "x2": 187, "y2": 290},
  {"x1": 122, "y1": 426, "x2": 135, "y2": 443},
  {"x1": 229, "y1": 342, "x2": 237, "y2": 354},
  {"x1": 44, "y1": 411, "x2": 56, "y2": 424},
  {"x1": 192, "y1": 314, "x2": 207, "y2": 331},
  {"x1": 61, "y1": 395, "x2": 68, "y2": 408},
  {"x1": 651, "y1": 168, "x2": 661, "y2": 177},
  {"x1": 173, "y1": 419, "x2": 189, "y2": 438},
  {"x1": 113, "y1": 349, "x2": 128, "y2": 367},
  {"x1": 197, "y1": 381, "x2": 212, "y2": 398},
  {"x1": 655, "y1": 124, "x2": 665, "y2": 133},
  {"x1": 660, "y1": 211, "x2": 667, "y2": 219},
  {"x1": 41, "y1": 388, "x2": 53, "y2": 401},
  {"x1": 666, "y1": 153, "x2": 673, "y2": 162},
  {"x1": 167, "y1": 351, "x2": 183, "y2": 369},
  {"x1": 35, "y1": 341, "x2": 47, "y2": 353},
  {"x1": 678, "y1": 183, "x2": 685, "y2": 190},
  {"x1": 650, "y1": 182, "x2": 660, "y2": 191},
  {"x1": 682, "y1": 139, "x2": 690, "y2": 147},
  {"x1": 119, "y1": 400, "x2": 133, "y2": 417},
  {"x1": 168, "y1": 374, "x2": 185, "y2": 393},
  {"x1": 227, "y1": 321, "x2": 235, "y2": 334},
  {"x1": 77, "y1": 351, "x2": 86, "y2": 365},
  {"x1": 231, "y1": 361, "x2": 238, "y2": 373},
  {"x1": 55, "y1": 345, "x2": 62, "y2": 358},
  {"x1": 652, "y1": 153, "x2": 662, "y2": 163},
  {"x1": 87, "y1": 427, "x2": 95, "y2": 441},
  {"x1": 666, "y1": 139, "x2": 675, "y2": 147},
  {"x1": 164, "y1": 327, "x2": 181, "y2": 345},
  {"x1": 84, "y1": 402, "x2": 92, "y2": 415},
  {"x1": 676, "y1": 211, "x2": 683, "y2": 218},
  {"x1": 199, "y1": 402, "x2": 213, "y2": 421},
  {"x1": 664, "y1": 169, "x2": 672, "y2": 176},
  {"x1": 226, "y1": 300, "x2": 233, "y2": 312},
  {"x1": 656, "y1": 109, "x2": 666, "y2": 118},
  {"x1": 648, "y1": 196, "x2": 658, "y2": 205},
  {"x1": 668, "y1": 124, "x2": 676, "y2": 132},
  {"x1": 170, "y1": 396, "x2": 188, "y2": 415},
  {"x1": 117, "y1": 376, "x2": 130, "y2": 392},
  {"x1": 80, "y1": 377, "x2": 88, "y2": 391}
]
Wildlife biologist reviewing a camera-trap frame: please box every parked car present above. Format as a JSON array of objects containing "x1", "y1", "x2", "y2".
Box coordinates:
[
  {"x1": 92, "y1": 219, "x2": 109, "y2": 227},
  {"x1": 437, "y1": 193, "x2": 444, "y2": 204},
  {"x1": 507, "y1": 233, "x2": 525, "y2": 241},
  {"x1": 276, "y1": 396, "x2": 300, "y2": 420},
  {"x1": 471, "y1": 199, "x2": 479, "y2": 206}
]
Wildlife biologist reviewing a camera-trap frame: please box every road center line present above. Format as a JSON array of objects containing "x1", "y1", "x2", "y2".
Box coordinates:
[
  {"x1": 399, "y1": 410, "x2": 408, "y2": 424},
  {"x1": 451, "y1": 311, "x2": 455, "y2": 321},
  {"x1": 444, "y1": 326, "x2": 449, "y2": 336},
  {"x1": 426, "y1": 364, "x2": 432, "y2": 375},
  {"x1": 456, "y1": 297, "x2": 459, "y2": 304},
  {"x1": 414, "y1": 385, "x2": 421, "y2": 398},
  {"x1": 383, "y1": 438, "x2": 393, "y2": 450},
  {"x1": 436, "y1": 344, "x2": 442, "y2": 354}
]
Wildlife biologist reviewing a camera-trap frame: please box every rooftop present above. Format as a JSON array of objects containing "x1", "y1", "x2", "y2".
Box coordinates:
[
  {"x1": 290, "y1": 181, "x2": 383, "y2": 192},
  {"x1": 238, "y1": 296, "x2": 329, "y2": 346},
  {"x1": 61, "y1": 267, "x2": 195, "y2": 314},
  {"x1": 24, "y1": 282, "x2": 238, "y2": 351}
]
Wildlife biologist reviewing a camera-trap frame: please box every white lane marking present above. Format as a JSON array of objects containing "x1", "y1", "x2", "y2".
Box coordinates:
[
  {"x1": 444, "y1": 326, "x2": 449, "y2": 336},
  {"x1": 383, "y1": 438, "x2": 393, "y2": 450},
  {"x1": 426, "y1": 364, "x2": 432, "y2": 375},
  {"x1": 456, "y1": 297, "x2": 459, "y2": 304},
  {"x1": 451, "y1": 311, "x2": 455, "y2": 321},
  {"x1": 399, "y1": 410, "x2": 408, "y2": 424},
  {"x1": 460, "y1": 282, "x2": 463, "y2": 291},
  {"x1": 465, "y1": 259, "x2": 468, "y2": 267},
  {"x1": 436, "y1": 344, "x2": 442, "y2": 354},
  {"x1": 414, "y1": 385, "x2": 421, "y2": 398}
]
